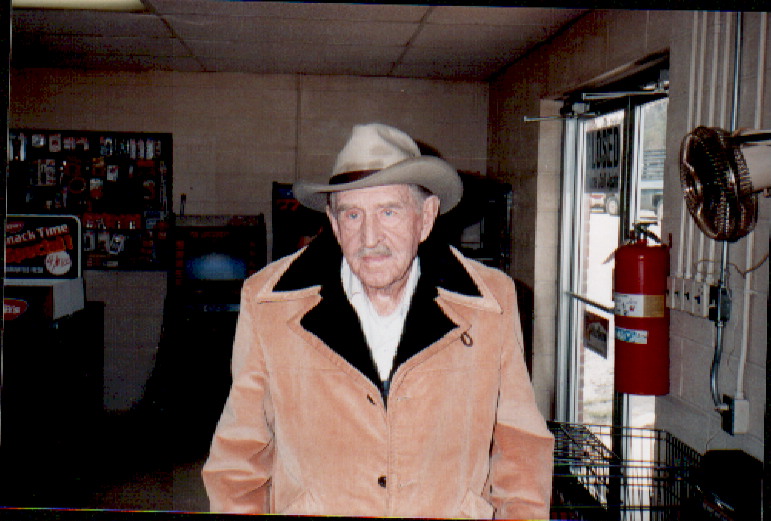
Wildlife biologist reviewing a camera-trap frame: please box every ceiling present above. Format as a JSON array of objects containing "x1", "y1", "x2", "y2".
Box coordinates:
[{"x1": 10, "y1": 0, "x2": 588, "y2": 81}]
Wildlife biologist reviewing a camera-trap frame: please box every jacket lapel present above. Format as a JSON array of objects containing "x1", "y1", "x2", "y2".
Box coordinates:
[
  {"x1": 269, "y1": 231, "x2": 489, "y2": 394},
  {"x1": 300, "y1": 274, "x2": 383, "y2": 392},
  {"x1": 391, "y1": 235, "x2": 484, "y2": 374},
  {"x1": 390, "y1": 263, "x2": 459, "y2": 377},
  {"x1": 274, "y1": 232, "x2": 382, "y2": 390}
]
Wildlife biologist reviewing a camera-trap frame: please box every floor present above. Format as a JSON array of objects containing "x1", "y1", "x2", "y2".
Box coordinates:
[
  {"x1": 88, "y1": 457, "x2": 209, "y2": 512},
  {"x1": 86, "y1": 415, "x2": 212, "y2": 514},
  {"x1": 0, "y1": 408, "x2": 212, "y2": 514},
  {"x1": 2, "y1": 411, "x2": 723, "y2": 519}
]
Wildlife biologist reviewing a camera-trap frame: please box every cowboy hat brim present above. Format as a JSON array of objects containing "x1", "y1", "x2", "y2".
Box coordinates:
[{"x1": 293, "y1": 156, "x2": 462, "y2": 214}]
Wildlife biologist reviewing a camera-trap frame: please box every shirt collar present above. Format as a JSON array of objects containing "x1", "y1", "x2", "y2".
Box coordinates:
[{"x1": 341, "y1": 256, "x2": 420, "y2": 317}]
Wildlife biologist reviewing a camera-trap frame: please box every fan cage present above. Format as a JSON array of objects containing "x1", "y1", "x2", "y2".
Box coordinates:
[{"x1": 679, "y1": 126, "x2": 758, "y2": 242}]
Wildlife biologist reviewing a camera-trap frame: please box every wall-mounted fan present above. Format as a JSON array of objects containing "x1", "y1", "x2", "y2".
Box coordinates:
[{"x1": 679, "y1": 126, "x2": 771, "y2": 241}]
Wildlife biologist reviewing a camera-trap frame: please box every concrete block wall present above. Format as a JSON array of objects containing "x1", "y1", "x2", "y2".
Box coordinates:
[
  {"x1": 657, "y1": 11, "x2": 768, "y2": 461},
  {"x1": 9, "y1": 69, "x2": 488, "y2": 411},
  {"x1": 489, "y1": 8, "x2": 767, "y2": 461},
  {"x1": 531, "y1": 100, "x2": 563, "y2": 416}
]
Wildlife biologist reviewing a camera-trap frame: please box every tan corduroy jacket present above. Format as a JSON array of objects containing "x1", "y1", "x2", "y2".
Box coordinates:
[{"x1": 202, "y1": 233, "x2": 554, "y2": 519}]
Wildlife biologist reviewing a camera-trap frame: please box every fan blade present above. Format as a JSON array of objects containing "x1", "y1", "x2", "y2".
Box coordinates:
[{"x1": 680, "y1": 126, "x2": 742, "y2": 240}]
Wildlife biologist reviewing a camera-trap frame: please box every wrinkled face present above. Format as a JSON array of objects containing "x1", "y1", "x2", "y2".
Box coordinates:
[{"x1": 327, "y1": 184, "x2": 439, "y2": 295}]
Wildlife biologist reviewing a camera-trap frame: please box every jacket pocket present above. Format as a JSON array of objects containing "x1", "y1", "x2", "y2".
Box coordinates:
[{"x1": 459, "y1": 489, "x2": 495, "y2": 519}]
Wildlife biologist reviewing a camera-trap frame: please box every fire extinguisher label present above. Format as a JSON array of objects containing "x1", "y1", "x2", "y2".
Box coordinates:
[
  {"x1": 613, "y1": 293, "x2": 665, "y2": 318},
  {"x1": 615, "y1": 326, "x2": 649, "y2": 344}
]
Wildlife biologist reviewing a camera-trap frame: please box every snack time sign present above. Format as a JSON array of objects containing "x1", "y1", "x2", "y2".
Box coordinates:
[
  {"x1": 6, "y1": 215, "x2": 82, "y2": 280},
  {"x1": 585, "y1": 125, "x2": 621, "y2": 193}
]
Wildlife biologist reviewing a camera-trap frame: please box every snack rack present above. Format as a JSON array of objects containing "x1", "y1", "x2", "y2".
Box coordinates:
[{"x1": 548, "y1": 421, "x2": 705, "y2": 521}]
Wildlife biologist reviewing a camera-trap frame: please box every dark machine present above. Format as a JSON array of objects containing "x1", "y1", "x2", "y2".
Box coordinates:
[{"x1": 144, "y1": 215, "x2": 266, "y2": 461}]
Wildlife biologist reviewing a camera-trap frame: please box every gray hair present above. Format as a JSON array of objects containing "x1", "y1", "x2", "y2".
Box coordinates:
[{"x1": 327, "y1": 184, "x2": 433, "y2": 213}]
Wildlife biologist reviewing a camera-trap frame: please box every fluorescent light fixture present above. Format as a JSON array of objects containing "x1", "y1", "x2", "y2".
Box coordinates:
[{"x1": 12, "y1": 0, "x2": 144, "y2": 11}]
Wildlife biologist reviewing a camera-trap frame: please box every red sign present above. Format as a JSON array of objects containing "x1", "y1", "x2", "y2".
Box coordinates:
[
  {"x1": 5, "y1": 214, "x2": 82, "y2": 280},
  {"x1": 3, "y1": 298, "x2": 29, "y2": 321}
]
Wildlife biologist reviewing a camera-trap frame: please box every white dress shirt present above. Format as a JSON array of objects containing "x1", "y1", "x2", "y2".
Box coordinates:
[{"x1": 341, "y1": 257, "x2": 420, "y2": 383}]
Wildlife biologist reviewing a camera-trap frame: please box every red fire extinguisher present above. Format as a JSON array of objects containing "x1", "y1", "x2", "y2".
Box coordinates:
[{"x1": 613, "y1": 225, "x2": 669, "y2": 395}]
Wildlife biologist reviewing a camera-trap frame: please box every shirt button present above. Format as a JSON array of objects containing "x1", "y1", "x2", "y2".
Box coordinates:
[{"x1": 378, "y1": 475, "x2": 387, "y2": 488}]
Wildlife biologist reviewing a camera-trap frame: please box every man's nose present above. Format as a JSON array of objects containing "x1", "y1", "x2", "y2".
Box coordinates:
[{"x1": 362, "y1": 213, "x2": 381, "y2": 247}]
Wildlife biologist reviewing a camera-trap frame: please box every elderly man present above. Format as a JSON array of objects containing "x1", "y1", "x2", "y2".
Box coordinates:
[{"x1": 202, "y1": 123, "x2": 553, "y2": 519}]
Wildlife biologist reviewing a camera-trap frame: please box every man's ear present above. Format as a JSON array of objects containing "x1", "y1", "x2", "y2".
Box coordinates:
[
  {"x1": 419, "y1": 195, "x2": 440, "y2": 243},
  {"x1": 326, "y1": 205, "x2": 341, "y2": 242}
]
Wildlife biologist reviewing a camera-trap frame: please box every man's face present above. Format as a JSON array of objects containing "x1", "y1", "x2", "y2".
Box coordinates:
[{"x1": 327, "y1": 184, "x2": 439, "y2": 295}]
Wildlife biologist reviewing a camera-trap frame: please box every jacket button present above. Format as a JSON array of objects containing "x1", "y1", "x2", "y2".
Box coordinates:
[
  {"x1": 367, "y1": 395, "x2": 376, "y2": 405},
  {"x1": 377, "y1": 475, "x2": 387, "y2": 488}
]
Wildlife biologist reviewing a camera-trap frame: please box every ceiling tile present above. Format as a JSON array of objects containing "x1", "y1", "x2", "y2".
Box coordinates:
[
  {"x1": 193, "y1": 41, "x2": 400, "y2": 70},
  {"x1": 238, "y1": 19, "x2": 419, "y2": 46},
  {"x1": 146, "y1": 0, "x2": 429, "y2": 22},
  {"x1": 33, "y1": 35, "x2": 183, "y2": 57},
  {"x1": 412, "y1": 23, "x2": 544, "y2": 50},
  {"x1": 391, "y1": 60, "x2": 501, "y2": 81},
  {"x1": 427, "y1": 6, "x2": 586, "y2": 28},
  {"x1": 85, "y1": 54, "x2": 203, "y2": 72},
  {"x1": 401, "y1": 45, "x2": 524, "y2": 66},
  {"x1": 10, "y1": 2, "x2": 586, "y2": 81},
  {"x1": 166, "y1": 15, "x2": 419, "y2": 47},
  {"x1": 321, "y1": 45, "x2": 403, "y2": 63},
  {"x1": 427, "y1": 6, "x2": 545, "y2": 26},
  {"x1": 12, "y1": 9, "x2": 171, "y2": 38},
  {"x1": 145, "y1": 0, "x2": 260, "y2": 15},
  {"x1": 273, "y1": 3, "x2": 429, "y2": 22},
  {"x1": 198, "y1": 56, "x2": 392, "y2": 77},
  {"x1": 550, "y1": 9, "x2": 590, "y2": 28},
  {"x1": 161, "y1": 13, "x2": 243, "y2": 40},
  {"x1": 14, "y1": 51, "x2": 201, "y2": 72}
]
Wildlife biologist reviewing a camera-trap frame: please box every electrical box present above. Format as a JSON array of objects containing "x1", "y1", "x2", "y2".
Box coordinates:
[{"x1": 721, "y1": 394, "x2": 750, "y2": 435}]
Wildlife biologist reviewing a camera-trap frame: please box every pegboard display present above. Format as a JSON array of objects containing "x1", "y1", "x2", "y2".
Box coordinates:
[{"x1": 8, "y1": 129, "x2": 173, "y2": 269}]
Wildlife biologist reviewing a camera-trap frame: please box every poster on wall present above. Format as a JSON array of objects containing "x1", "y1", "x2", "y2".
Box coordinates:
[
  {"x1": 585, "y1": 124, "x2": 621, "y2": 194},
  {"x1": 8, "y1": 129, "x2": 173, "y2": 270},
  {"x1": 5, "y1": 214, "x2": 82, "y2": 280},
  {"x1": 584, "y1": 310, "x2": 609, "y2": 358}
]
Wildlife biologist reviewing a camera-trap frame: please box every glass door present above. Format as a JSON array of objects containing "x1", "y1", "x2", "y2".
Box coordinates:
[
  {"x1": 557, "y1": 96, "x2": 668, "y2": 427},
  {"x1": 567, "y1": 109, "x2": 624, "y2": 426},
  {"x1": 626, "y1": 97, "x2": 667, "y2": 428}
]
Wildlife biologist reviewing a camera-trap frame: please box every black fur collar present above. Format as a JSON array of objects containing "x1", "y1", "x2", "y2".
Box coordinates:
[
  {"x1": 271, "y1": 230, "x2": 482, "y2": 402},
  {"x1": 273, "y1": 230, "x2": 481, "y2": 298}
]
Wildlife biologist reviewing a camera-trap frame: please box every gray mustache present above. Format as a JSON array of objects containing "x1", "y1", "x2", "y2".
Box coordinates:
[{"x1": 357, "y1": 245, "x2": 391, "y2": 258}]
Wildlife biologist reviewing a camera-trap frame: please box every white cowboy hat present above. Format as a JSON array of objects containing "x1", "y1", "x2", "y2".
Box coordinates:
[{"x1": 293, "y1": 123, "x2": 463, "y2": 214}]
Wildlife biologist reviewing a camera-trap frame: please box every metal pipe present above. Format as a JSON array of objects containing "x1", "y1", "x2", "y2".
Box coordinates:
[
  {"x1": 677, "y1": 12, "x2": 700, "y2": 281},
  {"x1": 698, "y1": 14, "x2": 722, "y2": 283},
  {"x1": 555, "y1": 118, "x2": 580, "y2": 422},
  {"x1": 710, "y1": 11, "x2": 743, "y2": 410},
  {"x1": 737, "y1": 233, "x2": 754, "y2": 401},
  {"x1": 709, "y1": 12, "x2": 734, "y2": 284},
  {"x1": 711, "y1": 240, "x2": 730, "y2": 409},
  {"x1": 730, "y1": 12, "x2": 742, "y2": 133},
  {"x1": 567, "y1": 292, "x2": 614, "y2": 314},
  {"x1": 735, "y1": 11, "x2": 767, "y2": 403},
  {"x1": 686, "y1": 12, "x2": 709, "y2": 282}
]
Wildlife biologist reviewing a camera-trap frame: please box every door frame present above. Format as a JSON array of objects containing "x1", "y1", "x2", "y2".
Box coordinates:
[{"x1": 555, "y1": 95, "x2": 668, "y2": 424}]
